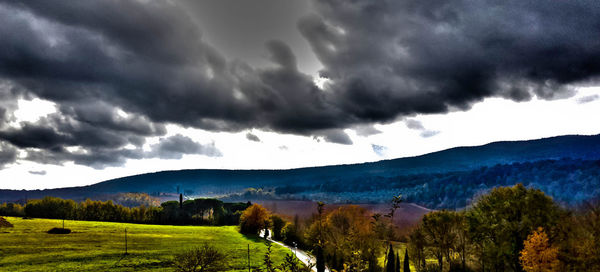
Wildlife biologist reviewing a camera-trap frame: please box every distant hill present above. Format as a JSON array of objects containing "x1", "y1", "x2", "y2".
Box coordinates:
[{"x1": 2, "y1": 134, "x2": 600, "y2": 208}]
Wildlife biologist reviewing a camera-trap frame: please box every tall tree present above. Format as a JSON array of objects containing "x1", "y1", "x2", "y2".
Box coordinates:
[
  {"x1": 316, "y1": 246, "x2": 325, "y2": 272},
  {"x1": 408, "y1": 227, "x2": 426, "y2": 272},
  {"x1": 420, "y1": 210, "x2": 457, "y2": 271},
  {"x1": 466, "y1": 184, "x2": 563, "y2": 272},
  {"x1": 520, "y1": 227, "x2": 559, "y2": 272},
  {"x1": 403, "y1": 250, "x2": 410, "y2": 272},
  {"x1": 386, "y1": 244, "x2": 395, "y2": 272},
  {"x1": 316, "y1": 202, "x2": 325, "y2": 272},
  {"x1": 239, "y1": 204, "x2": 271, "y2": 235}
]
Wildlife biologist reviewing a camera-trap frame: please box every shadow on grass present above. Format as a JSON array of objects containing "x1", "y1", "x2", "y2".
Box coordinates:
[{"x1": 240, "y1": 233, "x2": 266, "y2": 243}]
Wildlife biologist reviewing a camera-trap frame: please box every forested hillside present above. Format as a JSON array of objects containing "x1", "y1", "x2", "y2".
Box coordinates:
[
  {"x1": 269, "y1": 158, "x2": 600, "y2": 209},
  {"x1": 2, "y1": 134, "x2": 599, "y2": 209}
]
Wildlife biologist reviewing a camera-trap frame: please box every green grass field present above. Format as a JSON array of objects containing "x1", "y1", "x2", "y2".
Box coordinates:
[{"x1": 0, "y1": 217, "x2": 291, "y2": 272}]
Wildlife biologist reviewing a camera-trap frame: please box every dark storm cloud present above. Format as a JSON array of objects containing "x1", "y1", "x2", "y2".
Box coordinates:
[
  {"x1": 299, "y1": 0, "x2": 600, "y2": 121},
  {"x1": 0, "y1": 0, "x2": 599, "y2": 167},
  {"x1": 0, "y1": 142, "x2": 17, "y2": 168},
  {"x1": 246, "y1": 133, "x2": 261, "y2": 142},
  {"x1": 22, "y1": 134, "x2": 221, "y2": 169},
  {"x1": 314, "y1": 129, "x2": 353, "y2": 145}
]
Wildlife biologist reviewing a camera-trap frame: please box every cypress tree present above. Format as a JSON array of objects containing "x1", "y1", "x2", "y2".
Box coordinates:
[
  {"x1": 386, "y1": 244, "x2": 395, "y2": 272},
  {"x1": 316, "y1": 246, "x2": 325, "y2": 272},
  {"x1": 179, "y1": 194, "x2": 183, "y2": 209},
  {"x1": 396, "y1": 252, "x2": 400, "y2": 272},
  {"x1": 404, "y1": 249, "x2": 410, "y2": 272},
  {"x1": 332, "y1": 252, "x2": 338, "y2": 270}
]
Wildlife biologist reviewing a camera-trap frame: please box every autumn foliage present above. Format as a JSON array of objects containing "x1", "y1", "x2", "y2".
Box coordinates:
[
  {"x1": 239, "y1": 204, "x2": 271, "y2": 235},
  {"x1": 520, "y1": 227, "x2": 559, "y2": 272}
]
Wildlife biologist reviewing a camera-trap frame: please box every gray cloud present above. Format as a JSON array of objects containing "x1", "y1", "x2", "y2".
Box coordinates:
[
  {"x1": 28, "y1": 170, "x2": 47, "y2": 175},
  {"x1": 405, "y1": 119, "x2": 425, "y2": 130},
  {"x1": 299, "y1": 0, "x2": 599, "y2": 120},
  {"x1": 315, "y1": 129, "x2": 353, "y2": 145},
  {"x1": 0, "y1": 0, "x2": 598, "y2": 167},
  {"x1": 420, "y1": 130, "x2": 441, "y2": 138},
  {"x1": 0, "y1": 142, "x2": 17, "y2": 168},
  {"x1": 151, "y1": 134, "x2": 222, "y2": 160},
  {"x1": 404, "y1": 119, "x2": 440, "y2": 138},
  {"x1": 354, "y1": 125, "x2": 381, "y2": 137},
  {"x1": 246, "y1": 132, "x2": 261, "y2": 142},
  {"x1": 577, "y1": 94, "x2": 600, "y2": 104}
]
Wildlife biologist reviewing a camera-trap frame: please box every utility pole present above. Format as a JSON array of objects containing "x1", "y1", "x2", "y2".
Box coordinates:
[{"x1": 248, "y1": 244, "x2": 250, "y2": 272}]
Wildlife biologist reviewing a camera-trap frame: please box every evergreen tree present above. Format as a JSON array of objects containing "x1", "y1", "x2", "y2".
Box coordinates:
[
  {"x1": 316, "y1": 246, "x2": 325, "y2": 272},
  {"x1": 404, "y1": 249, "x2": 410, "y2": 272},
  {"x1": 386, "y1": 244, "x2": 395, "y2": 272},
  {"x1": 396, "y1": 253, "x2": 400, "y2": 272}
]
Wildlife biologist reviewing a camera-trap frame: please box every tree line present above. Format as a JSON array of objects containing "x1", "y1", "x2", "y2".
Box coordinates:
[
  {"x1": 0, "y1": 196, "x2": 249, "y2": 226},
  {"x1": 407, "y1": 184, "x2": 600, "y2": 271},
  {"x1": 236, "y1": 184, "x2": 600, "y2": 272}
]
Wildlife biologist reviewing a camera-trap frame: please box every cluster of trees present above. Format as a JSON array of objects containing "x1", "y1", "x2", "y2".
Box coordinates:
[
  {"x1": 238, "y1": 203, "x2": 307, "y2": 250},
  {"x1": 0, "y1": 202, "x2": 24, "y2": 217},
  {"x1": 236, "y1": 184, "x2": 600, "y2": 272},
  {"x1": 263, "y1": 158, "x2": 600, "y2": 209},
  {"x1": 97, "y1": 193, "x2": 161, "y2": 207},
  {"x1": 0, "y1": 196, "x2": 249, "y2": 226},
  {"x1": 238, "y1": 201, "x2": 402, "y2": 272},
  {"x1": 159, "y1": 198, "x2": 249, "y2": 225},
  {"x1": 407, "y1": 184, "x2": 600, "y2": 271},
  {"x1": 385, "y1": 245, "x2": 410, "y2": 272}
]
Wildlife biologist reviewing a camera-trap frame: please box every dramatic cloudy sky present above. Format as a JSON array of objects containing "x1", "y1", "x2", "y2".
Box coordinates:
[{"x1": 1, "y1": 0, "x2": 600, "y2": 189}]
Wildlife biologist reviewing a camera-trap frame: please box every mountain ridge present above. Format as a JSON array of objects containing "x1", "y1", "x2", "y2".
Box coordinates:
[{"x1": 2, "y1": 133, "x2": 600, "y2": 205}]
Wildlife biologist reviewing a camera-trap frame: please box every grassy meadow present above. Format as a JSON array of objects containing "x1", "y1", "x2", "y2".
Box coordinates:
[{"x1": 0, "y1": 217, "x2": 291, "y2": 272}]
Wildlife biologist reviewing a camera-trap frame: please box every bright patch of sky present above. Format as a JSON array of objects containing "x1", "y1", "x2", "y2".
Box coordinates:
[{"x1": 3, "y1": 87, "x2": 599, "y2": 190}]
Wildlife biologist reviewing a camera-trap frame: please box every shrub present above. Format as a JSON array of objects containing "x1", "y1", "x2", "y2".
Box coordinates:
[
  {"x1": 173, "y1": 244, "x2": 227, "y2": 272},
  {"x1": 0, "y1": 216, "x2": 13, "y2": 228},
  {"x1": 47, "y1": 227, "x2": 71, "y2": 234}
]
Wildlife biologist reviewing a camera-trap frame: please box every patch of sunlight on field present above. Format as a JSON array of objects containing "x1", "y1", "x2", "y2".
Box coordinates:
[{"x1": 0, "y1": 217, "x2": 290, "y2": 272}]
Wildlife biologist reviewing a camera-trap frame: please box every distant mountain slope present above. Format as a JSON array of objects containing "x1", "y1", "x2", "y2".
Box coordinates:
[{"x1": 2, "y1": 134, "x2": 600, "y2": 205}]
